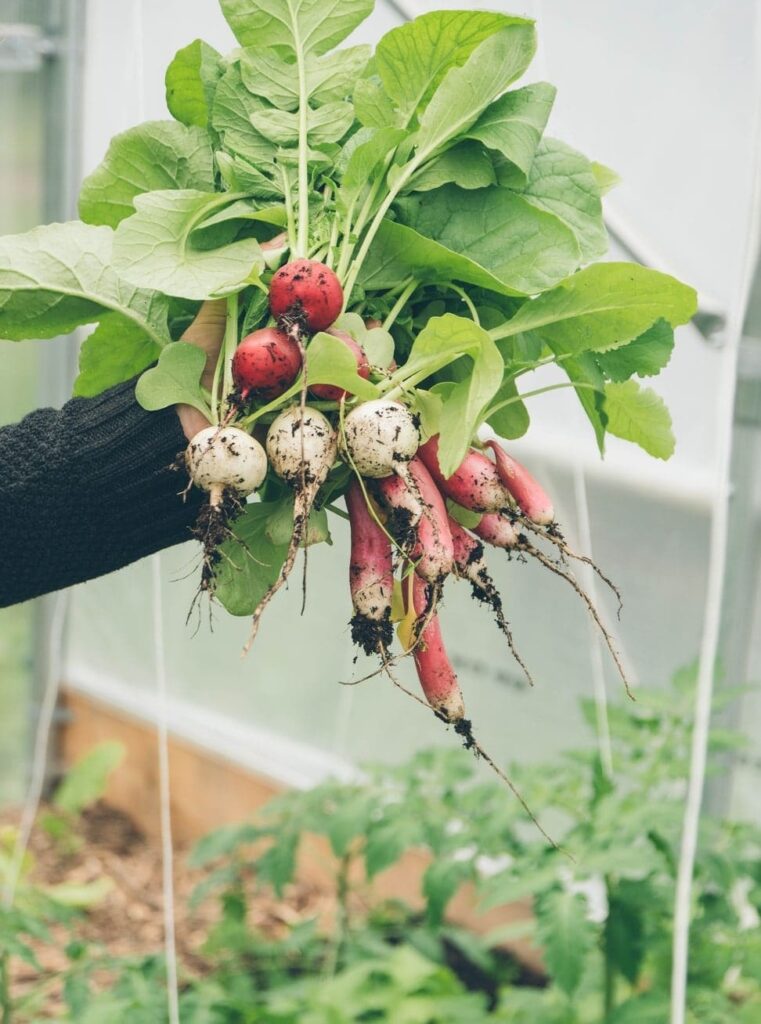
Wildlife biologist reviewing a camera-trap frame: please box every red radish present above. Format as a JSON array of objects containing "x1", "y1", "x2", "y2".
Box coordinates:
[
  {"x1": 310, "y1": 329, "x2": 370, "y2": 401},
  {"x1": 486, "y1": 440, "x2": 555, "y2": 525},
  {"x1": 346, "y1": 480, "x2": 393, "y2": 655},
  {"x1": 473, "y1": 512, "x2": 519, "y2": 550},
  {"x1": 269, "y1": 259, "x2": 343, "y2": 332},
  {"x1": 418, "y1": 436, "x2": 512, "y2": 513},
  {"x1": 403, "y1": 573, "x2": 465, "y2": 723},
  {"x1": 407, "y1": 458, "x2": 454, "y2": 587},
  {"x1": 232, "y1": 327, "x2": 302, "y2": 401}
]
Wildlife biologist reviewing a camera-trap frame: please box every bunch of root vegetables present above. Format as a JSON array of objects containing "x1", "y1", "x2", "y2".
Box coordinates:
[{"x1": 185, "y1": 255, "x2": 626, "y2": 756}]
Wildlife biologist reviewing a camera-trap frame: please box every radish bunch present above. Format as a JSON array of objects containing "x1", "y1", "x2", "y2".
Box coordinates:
[
  {"x1": 0, "y1": 1, "x2": 697, "y2": 825},
  {"x1": 181, "y1": 249, "x2": 628, "y2": 735}
]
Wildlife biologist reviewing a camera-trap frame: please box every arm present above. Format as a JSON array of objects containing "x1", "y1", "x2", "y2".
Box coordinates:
[
  {"x1": 0, "y1": 300, "x2": 228, "y2": 609},
  {"x1": 0, "y1": 379, "x2": 203, "y2": 608}
]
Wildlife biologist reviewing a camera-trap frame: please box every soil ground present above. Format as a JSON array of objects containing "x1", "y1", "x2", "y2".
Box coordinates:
[{"x1": 3, "y1": 801, "x2": 327, "y2": 1018}]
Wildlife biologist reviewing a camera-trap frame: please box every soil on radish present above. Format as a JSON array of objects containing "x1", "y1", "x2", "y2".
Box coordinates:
[{"x1": 350, "y1": 607, "x2": 394, "y2": 657}]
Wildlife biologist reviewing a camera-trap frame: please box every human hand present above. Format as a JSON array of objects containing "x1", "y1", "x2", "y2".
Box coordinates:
[
  {"x1": 176, "y1": 299, "x2": 227, "y2": 441},
  {"x1": 175, "y1": 234, "x2": 288, "y2": 441}
]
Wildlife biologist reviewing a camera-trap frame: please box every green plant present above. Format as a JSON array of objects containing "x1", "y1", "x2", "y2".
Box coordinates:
[
  {"x1": 40, "y1": 741, "x2": 125, "y2": 854},
  {"x1": 0, "y1": 3, "x2": 696, "y2": 717}
]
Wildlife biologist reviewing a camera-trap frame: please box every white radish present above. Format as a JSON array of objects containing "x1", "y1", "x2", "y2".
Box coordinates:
[
  {"x1": 266, "y1": 406, "x2": 337, "y2": 488},
  {"x1": 186, "y1": 426, "x2": 267, "y2": 506},
  {"x1": 340, "y1": 399, "x2": 419, "y2": 479},
  {"x1": 244, "y1": 407, "x2": 338, "y2": 655}
]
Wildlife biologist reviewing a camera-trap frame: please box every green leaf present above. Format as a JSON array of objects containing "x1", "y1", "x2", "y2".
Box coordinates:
[
  {"x1": 332, "y1": 311, "x2": 395, "y2": 368},
  {"x1": 250, "y1": 100, "x2": 354, "y2": 146},
  {"x1": 165, "y1": 39, "x2": 223, "y2": 128},
  {"x1": 409, "y1": 142, "x2": 496, "y2": 193},
  {"x1": 595, "y1": 318, "x2": 674, "y2": 381},
  {"x1": 609, "y1": 996, "x2": 670, "y2": 1023},
  {"x1": 74, "y1": 315, "x2": 161, "y2": 397},
  {"x1": 220, "y1": 0, "x2": 374, "y2": 54},
  {"x1": 591, "y1": 160, "x2": 621, "y2": 195},
  {"x1": 485, "y1": 376, "x2": 530, "y2": 440},
  {"x1": 78, "y1": 121, "x2": 215, "y2": 229},
  {"x1": 512, "y1": 137, "x2": 608, "y2": 263},
  {"x1": 44, "y1": 877, "x2": 114, "y2": 909},
  {"x1": 240, "y1": 44, "x2": 370, "y2": 111},
  {"x1": 395, "y1": 185, "x2": 580, "y2": 296},
  {"x1": 439, "y1": 327, "x2": 504, "y2": 475},
  {"x1": 306, "y1": 331, "x2": 379, "y2": 399},
  {"x1": 256, "y1": 831, "x2": 299, "y2": 895},
  {"x1": 135, "y1": 342, "x2": 209, "y2": 416},
  {"x1": 0, "y1": 221, "x2": 171, "y2": 349},
  {"x1": 338, "y1": 127, "x2": 406, "y2": 208},
  {"x1": 211, "y1": 63, "x2": 278, "y2": 165},
  {"x1": 494, "y1": 262, "x2": 698, "y2": 353},
  {"x1": 561, "y1": 353, "x2": 607, "y2": 453},
  {"x1": 216, "y1": 152, "x2": 282, "y2": 198},
  {"x1": 112, "y1": 190, "x2": 264, "y2": 300},
  {"x1": 604, "y1": 380, "x2": 675, "y2": 459},
  {"x1": 467, "y1": 82, "x2": 556, "y2": 179},
  {"x1": 353, "y1": 78, "x2": 399, "y2": 129},
  {"x1": 265, "y1": 495, "x2": 331, "y2": 547},
  {"x1": 53, "y1": 742, "x2": 125, "y2": 815},
  {"x1": 375, "y1": 10, "x2": 531, "y2": 124},
  {"x1": 415, "y1": 25, "x2": 538, "y2": 161},
  {"x1": 604, "y1": 880, "x2": 647, "y2": 985},
  {"x1": 213, "y1": 502, "x2": 290, "y2": 616},
  {"x1": 423, "y1": 859, "x2": 472, "y2": 926},
  {"x1": 365, "y1": 815, "x2": 420, "y2": 878},
  {"x1": 535, "y1": 889, "x2": 593, "y2": 997}
]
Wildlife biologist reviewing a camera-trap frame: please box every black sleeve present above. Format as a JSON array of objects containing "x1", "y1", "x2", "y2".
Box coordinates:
[{"x1": 0, "y1": 379, "x2": 203, "y2": 608}]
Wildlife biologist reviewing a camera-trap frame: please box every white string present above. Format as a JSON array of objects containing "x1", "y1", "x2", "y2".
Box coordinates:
[
  {"x1": 3, "y1": 592, "x2": 68, "y2": 908},
  {"x1": 572, "y1": 465, "x2": 614, "y2": 778},
  {"x1": 152, "y1": 554, "x2": 181, "y2": 1024},
  {"x1": 669, "y1": 27, "x2": 761, "y2": 1023},
  {"x1": 130, "y1": 0, "x2": 180, "y2": 1017}
]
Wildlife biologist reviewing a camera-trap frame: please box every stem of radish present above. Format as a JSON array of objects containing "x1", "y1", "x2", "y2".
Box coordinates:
[
  {"x1": 221, "y1": 292, "x2": 239, "y2": 419},
  {"x1": 382, "y1": 278, "x2": 417, "y2": 330}
]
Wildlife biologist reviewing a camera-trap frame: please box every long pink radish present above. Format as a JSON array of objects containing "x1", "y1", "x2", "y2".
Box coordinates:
[
  {"x1": 346, "y1": 480, "x2": 394, "y2": 656},
  {"x1": 403, "y1": 573, "x2": 465, "y2": 723},
  {"x1": 418, "y1": 435, "x2": 512, "y2": 513},
  {"x1": 448, "y1": 516, "x2": 534, "y2": 688},
  {"x1": 473, "y1": 512, "x2": 520, "y2": 549},
  {"x1": 407, "y1": 458, "x2": 454, "y2": 588},
  {"x1": 486, "y1": 440, "x2": 554, "y2": 525}
]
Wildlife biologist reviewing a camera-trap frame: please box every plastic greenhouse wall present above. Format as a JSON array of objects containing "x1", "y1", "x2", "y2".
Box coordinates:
[{"x1": 55, "y1": 0, "x2": 761, "y2": 809}]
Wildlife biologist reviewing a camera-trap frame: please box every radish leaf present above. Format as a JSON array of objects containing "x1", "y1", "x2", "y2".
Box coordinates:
[
  {"x1": 79, "y1": 122, "x2": 215, "y2": 230},
  {"x1": 165, "y1": 39, "x2": 223, "y2": 128},
  {"x1": 467, "y1": 81, "x2": 556, "y2": 179},
  {"x1": 135, "y1": 342, "x2": 209, "y2": 416},
  {"x1": 493, "y1": 263, "x2": 698, "y2": 351},
  {"x1": 509, "y1": 137, "x2": 608, "y2": 262},
  {"x1": 393, "y1": 186, "x2": 580, "y2": 295},
  {"x1": 307, "y1": 332, "x2": 378, "y2": 399},
  {"x1": 415, "y1": 25, "x2": 537, "y2": 160},
  {"x1": 376, "y1": 10, "x2": 531, "y2": 124},
  {"x1": 220, "y1": 0, "x2": 373, "y2": 54},
  {"x1": 596, "y1": 319, "x2": 674, "y2": 381},
  {"x1": 112, "y1": 190, "x2": 264, "y2": 300},
  {"x1": 604, "y1": 380, "x2": 675, "y2": 460},
  {"x1": 240, "y1": 44, "x2": 371, "y2": 111},
  {"x1": 0, "y1": 221, "x2": 170, "y2": 347},
  {"x1": 408, "y1": 142, "x2": 496, "y2": 193},
  {"x1": 74, "y1": 317, "x2": 161, "y2": 397},
  {"x1": 213, "y1": 502, "x2": 290, "y2": 616}
]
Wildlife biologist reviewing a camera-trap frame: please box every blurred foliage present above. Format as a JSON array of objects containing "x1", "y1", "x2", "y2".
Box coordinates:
[{"x1": 3, "y1": 668, "x2": 761, "y2": 1021}]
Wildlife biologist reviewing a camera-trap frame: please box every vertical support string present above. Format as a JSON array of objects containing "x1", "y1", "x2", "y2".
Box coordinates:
[
  {"x1": 3, "y1": 592, "x2": 68, "y2": 909},
  {"x1": 572, "y1": 465, "x2": 614, "y2": 778},
  {"x1": 152, "y1": 554, "x2": 181, "y2": 1024},
  {"x1": 669, "y1": 30, "x2": 761, "y2": 1023}
]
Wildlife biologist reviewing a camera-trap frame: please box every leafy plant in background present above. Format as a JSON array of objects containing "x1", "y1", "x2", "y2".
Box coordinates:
[
  {"x1": 0, "y1": 1, "x2": 696, "y2": 740},
  {"x1": 47, "y1": 667, "x2": 755, "y2": 1024},
  {"x1": 0, "y1": 743, "x2": 123, "y2": 1023}
]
